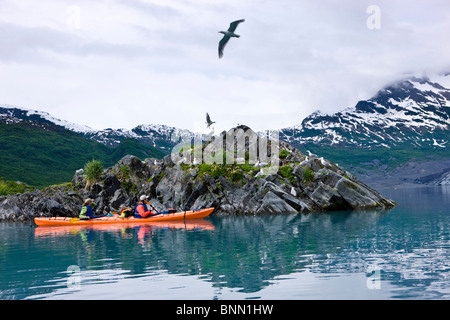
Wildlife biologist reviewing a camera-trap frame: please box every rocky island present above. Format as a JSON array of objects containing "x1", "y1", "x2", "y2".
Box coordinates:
[{"x1": 0, "y1": 126, "x2": 396, "y2": 222}]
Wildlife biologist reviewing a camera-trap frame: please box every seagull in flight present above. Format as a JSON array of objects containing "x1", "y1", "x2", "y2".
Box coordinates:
[
  {"x1": 206, "y1": 113, "x2": 215, "y2": 128},
  {"x1": 218, "y1": 19, "x2": 245, "y2": 59}
]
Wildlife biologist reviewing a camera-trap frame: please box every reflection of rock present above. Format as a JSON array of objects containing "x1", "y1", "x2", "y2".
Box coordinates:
[{"x1": 0, "y1": 126, "x2": 396, "y2": 221}]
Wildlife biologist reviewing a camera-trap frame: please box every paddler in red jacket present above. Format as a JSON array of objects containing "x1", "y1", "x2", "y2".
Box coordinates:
[{"x1": 134, "y1": 195, "x2": 156, "y2": 218}]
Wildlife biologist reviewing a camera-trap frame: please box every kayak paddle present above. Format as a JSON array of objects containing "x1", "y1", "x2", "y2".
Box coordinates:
[
  {"x1": 69, "y1": 212, "x2": 117, "y2": 224},
  {"x1": 69, "y1": 217, "x2": 80, "y2": 224},
  {"x1": 144, "y1": 200, "x2": 160, "y2": 215}
]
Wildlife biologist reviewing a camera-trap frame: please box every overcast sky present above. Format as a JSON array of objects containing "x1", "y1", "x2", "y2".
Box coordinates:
[{"x1": 0, "y1": 0, "x2": 449, "y2": 133}]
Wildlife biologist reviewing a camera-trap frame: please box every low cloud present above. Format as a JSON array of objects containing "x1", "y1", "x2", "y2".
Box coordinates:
[{"x1": 0, "y1": 0, "x2": 449, "y2": 132}]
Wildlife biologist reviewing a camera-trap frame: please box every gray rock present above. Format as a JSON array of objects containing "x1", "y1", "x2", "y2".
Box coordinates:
[
  {"x1": 218, "y1": 176, "x2": 234, "y2": 192},
  {"x1": 110, "y1": 189, "x2": 129, "y2": 210},
  {"x1": 0, "y1": 127, "x2": 396, "y2": 222},
  {"x1": 104, "y1": 174, "x2": 121, "y2": 197},
  {"x1": 0, "y1": 198, "x2": 22, "y2": 221},
  {"x1": 309, "y1": 182, "x2": 351, "y2": 211},
  {"x1": 335, "y1": 178, "x2": 380, "y2": 209},
  {"x1": 256, "y1": 191, "x2": 299, "y2": 214},
  {"x1": 293, "y1": 165, "x2": 305, "y2": 179},
  {"x1": 118, "y1": 155, "x2": 145, "y2": 172},
  {"x1": 46, "y1": 199, "x2": 66, "y2": 215},
  {"x1": 280, "y1": 192, "x2": 317, "y2": 213}
]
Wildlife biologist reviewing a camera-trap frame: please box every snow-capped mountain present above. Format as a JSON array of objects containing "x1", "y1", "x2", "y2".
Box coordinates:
[
  {"x1": 0, "y1": 104, "x2": 194, "y2": 154},
  {"x1": 2, "y1": 73, "x2": 450, "y2": 187},
  {"x1": 0, "y1": 104, "x2": 95, "y2": 133},
  {"x1": 83, "y1": 123, "x2": 195, "y2": 152},
  {"x1": 281, "y1": 74, "x2": 450, "y2": 150},
  {"x1": 2, "y1": 73, "x2": 450, "y2": 163}
]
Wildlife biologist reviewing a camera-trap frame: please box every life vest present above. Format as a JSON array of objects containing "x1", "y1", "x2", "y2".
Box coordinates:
[
  {"x1": 79, "y1": 205, "x2": 94, "y2": 219},
  {"x1": 134, "y1": 202, "x2": 149, "y2": 218},
  {"x1": 119, "y1": 207, "x2": 133, "y2": 218}
]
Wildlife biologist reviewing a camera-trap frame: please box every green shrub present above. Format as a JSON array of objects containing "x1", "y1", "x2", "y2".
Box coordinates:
[
  {"x1": 84, "y1": 159, "x2": 103, "y2": 190},
  {"x1": 196, "y1": 163, "x2": 249, "y2": 184},
  {"x1": 229, "y1": 169, "x2": 243, "y2": 183},
  {"x1": 279, "y1": 166, "x2": 296, "y2": 184},
  {"x1": 118, "y1": 165, "x2": 130, "y2": 180},
  {"x1": 302, "y1": 168, "x2": 315, "y2": 183},
  {"x1": 157, "y1": 172, "x2": 166, "y2": 181},
  {"x1": 279, "y1": 149, "x2": 290, "y2": 159},
  {"x1": 212, "y1": 166, "x2": 227, "y2": 179},
  {"x1": 197, "y1": 163, "x2": 226, "y2": 179},
  {"x1": 0, "y1": 178, "x2": 34, "y2": 195},
  {"x1": 180, "y1": 163, "x2": 191, "y2": 171},
  {"x1": 197, "y1": 163, "x2": 213, "y2": 177},
  {"x1": 238, "y1": 164, "x2": 259, "y2": 176}
]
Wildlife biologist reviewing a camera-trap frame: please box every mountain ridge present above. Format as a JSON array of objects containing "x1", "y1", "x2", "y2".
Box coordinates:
[
  {"x1": 0, "y1": 109, "x2": 165, "y2": 187},
  {"x1": 0, "y1": 104, "x2": 185, "y2": 152},
  {"x1": 279, "y1": 74, "x2": 450, "y2": 186},
  {"x1": 1, "y1": 73, "x2": 450, "y2": 187},
  {"x1": 3, "y1": 73, "x2": 449, "y2": 153},
  {"x1": 280, "y1": 74, "x2": 450, "y2": 149}
]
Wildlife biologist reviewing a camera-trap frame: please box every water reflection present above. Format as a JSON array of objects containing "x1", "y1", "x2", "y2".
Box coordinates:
[
  {"x1": 24, "y1": 211, "x2": 390, "y2": 297},
  {"x1": 1, "y1": 187, "x2": 449, "y2": 299}
]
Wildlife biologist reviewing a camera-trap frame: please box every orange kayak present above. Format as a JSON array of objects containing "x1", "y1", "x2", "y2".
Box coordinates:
[{"x1": 34, "y1": 207, "x2": 214, "y2": 227}]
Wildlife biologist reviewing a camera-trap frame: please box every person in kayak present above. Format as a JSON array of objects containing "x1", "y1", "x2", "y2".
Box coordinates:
[
  {"x1": 79, "y1": 198, "x2": 105, "y2": 220},
  {"x1": 134, "y1": 195, "x2": 156, "y2": 218},
  {"x1": 118, "y1": 206, "x2": 133, "y2": 219}
]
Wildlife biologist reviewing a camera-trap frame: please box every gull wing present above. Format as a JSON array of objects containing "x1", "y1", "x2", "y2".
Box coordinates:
[
  {"x1": 218, "y1": 35, "x2": 230, "y2": 58},
  {"x1": 227, "y1": 19, "x2": 245, "y2": 33}
]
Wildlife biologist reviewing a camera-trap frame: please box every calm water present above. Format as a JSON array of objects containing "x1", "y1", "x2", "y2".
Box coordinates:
[{"x1": 0, "y1": 186, "x2": 449, "y2": 300}]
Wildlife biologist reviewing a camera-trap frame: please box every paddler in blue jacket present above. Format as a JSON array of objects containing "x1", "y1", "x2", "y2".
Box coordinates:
[
  {"x1": 135, "y1": 195, "x2": 156, "y2": 218},
  {"x1": 79, "y1": 198, "x2": 105, "y2": 220}
]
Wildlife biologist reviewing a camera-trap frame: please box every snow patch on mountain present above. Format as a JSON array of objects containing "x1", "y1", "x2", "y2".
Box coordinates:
[
  {"x1": 0, "y1": 104, "x2": 95, "y2": 133},
  {"x1": 0, "y1": 104, "x2": 192, "y2": 151},
  {"x1": 281, "y1": 74, "x2": 450, "y2": 149},
  {"x1": 26, "y1": 109, "x2": 95, "y2": 133},
  {"x1": 2, "y1": 73, "x2": 450, "y2": 155}
]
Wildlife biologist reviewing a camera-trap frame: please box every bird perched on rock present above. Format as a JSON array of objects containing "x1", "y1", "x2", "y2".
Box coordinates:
[
  {"x1": 206, "y1": 113, "x2": 215, "y2": 128},
  {"x1": 307, "y1": 150, "x2": 317, "y2": 158},
  {"x1": 218, "y1": 19, "x2": 245, "y2": 58}
]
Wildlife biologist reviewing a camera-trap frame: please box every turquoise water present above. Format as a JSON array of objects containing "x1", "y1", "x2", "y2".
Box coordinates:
[{"x1": 0, "y1": 186, "x2": 449, "y2": 300}]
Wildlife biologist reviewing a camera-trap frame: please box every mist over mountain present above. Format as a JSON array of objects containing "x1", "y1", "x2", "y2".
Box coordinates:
[
  {"x1": 280, "y1": 74, "x2": 450, "y2": 149},
  {"x1": 279, "y1": 74, "x2": 450, "y2": 186}
]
